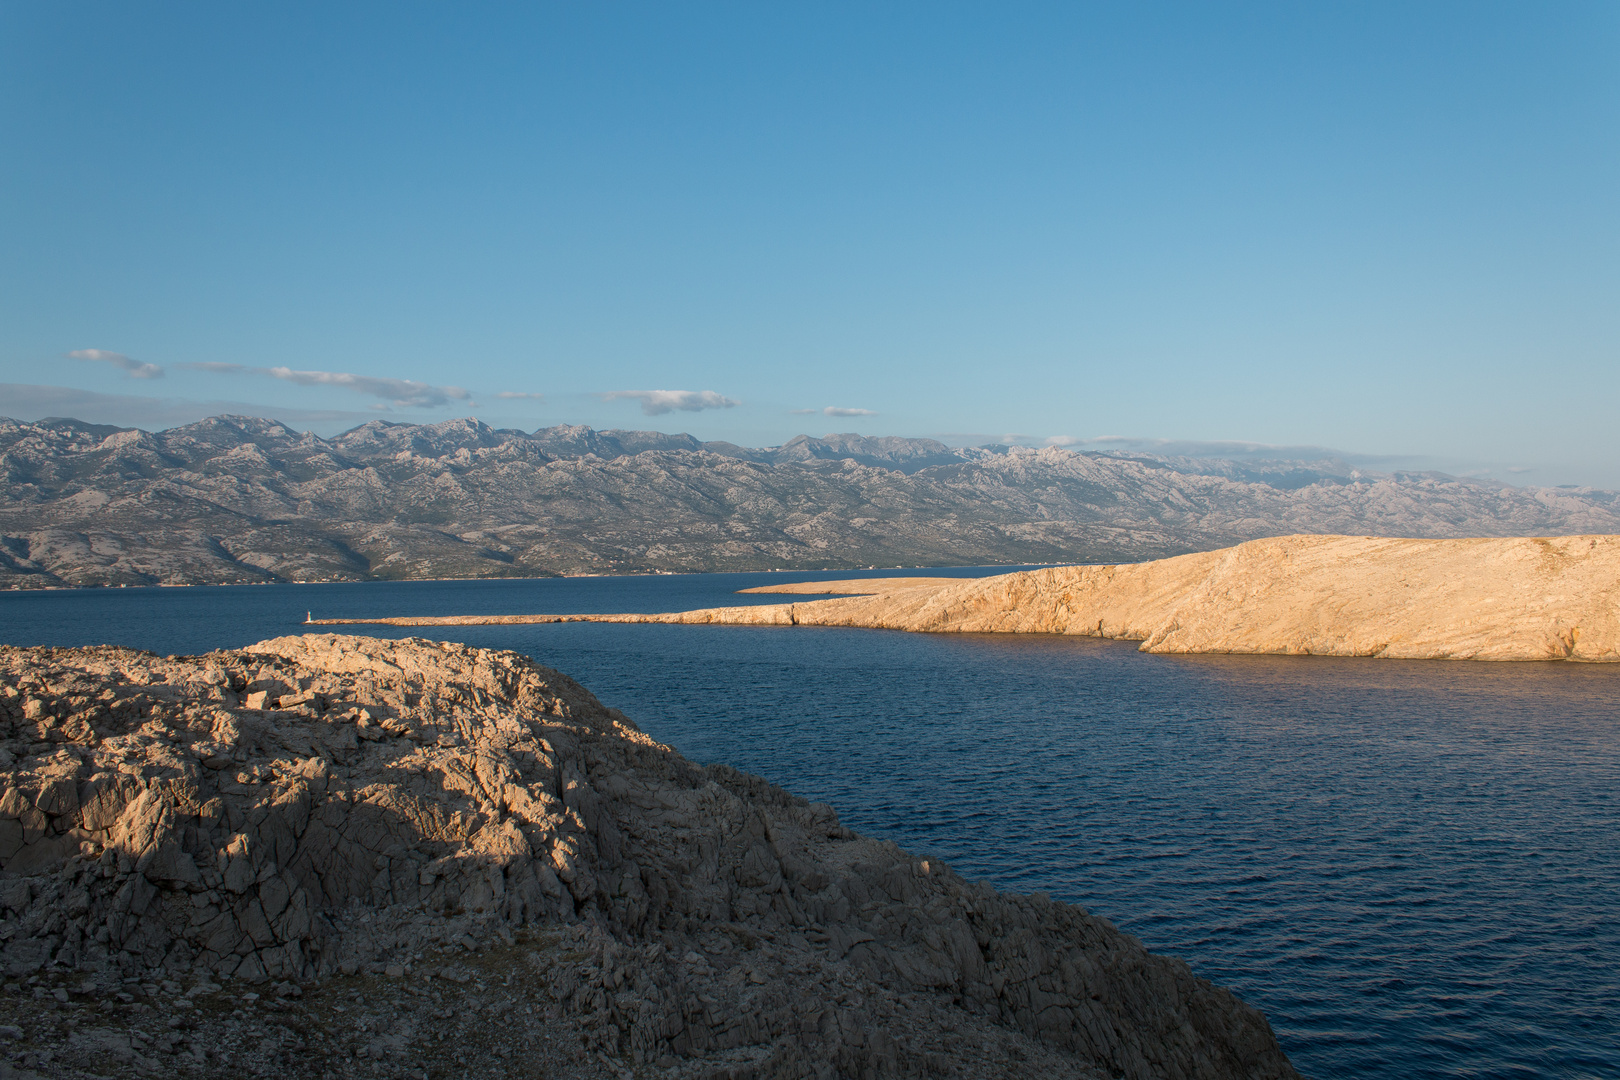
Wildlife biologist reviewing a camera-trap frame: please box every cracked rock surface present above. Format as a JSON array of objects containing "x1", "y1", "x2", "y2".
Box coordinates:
[{"x1": 0, "y1": 634, "x2": 1302, "y2": 1079}]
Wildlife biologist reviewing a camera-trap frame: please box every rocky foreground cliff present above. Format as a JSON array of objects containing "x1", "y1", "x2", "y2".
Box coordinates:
[
  {"x1": 327, "y1": 534, "x2": 1620, "y2": 662},
  {"x1": 0, "y1": 635, "x2": 1301, "y2": 1079},
  {"x1": 5, "y1": 413, "x2": 1618, "y2": 587}
]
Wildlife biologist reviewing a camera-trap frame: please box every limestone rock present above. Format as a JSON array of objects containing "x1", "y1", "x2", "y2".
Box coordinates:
[
  {"x1": 0, "y1": 634, "x2": 1302, "y2": 1079},
  {"x1": 337, "y1": 534, "x2": 1620, "y2": 662},
  {"x1": 781, "y1": 534, "x2": 1620, "y2": 660}
]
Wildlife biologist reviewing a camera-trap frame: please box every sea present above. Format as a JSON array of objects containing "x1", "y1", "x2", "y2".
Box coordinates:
[{"x1": 3, "y1": 570, "x2": 1616, "y2": 1080}]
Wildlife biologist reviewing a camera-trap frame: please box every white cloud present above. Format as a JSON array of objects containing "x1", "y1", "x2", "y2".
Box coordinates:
[
  {"x1": 496, "y1": 391, "x2": 546, "y2": 400},
  {"x1": 791, "y1": 406, "x2": 877, "y2": 417},
  {"x1": 602, "y1": 389, "x2": 740, "y2": 415},
  {"x1": 0, "y1": 382, "x2": 377, "y2": 431},
  {"x1": 70, "y1": 349, "x2": 163, "y2": 379},
  {"x1": 267, "y1": 366, "x2": 470, "y2": 408},
  {"x1": 178, "y1": 361, "x2": 469, "y2": 408}
]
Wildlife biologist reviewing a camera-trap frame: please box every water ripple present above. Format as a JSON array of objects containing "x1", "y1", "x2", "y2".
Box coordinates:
[{"x1": 4, "y1": 574, "x2": 1616, "y2": 1079}]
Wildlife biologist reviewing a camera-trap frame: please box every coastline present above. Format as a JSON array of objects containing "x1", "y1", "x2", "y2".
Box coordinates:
[
  {"x1": 306, "y1": 533, "x2": 1620, "y2": 662},
  {"x1": 0, "y1": 634, "x2": 1304, "y2": 1079}
]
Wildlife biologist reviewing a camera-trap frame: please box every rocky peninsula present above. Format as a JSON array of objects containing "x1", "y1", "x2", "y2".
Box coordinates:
[
  {"x1": 0, "y1": 634, "x2": 1301, "y2": 1078},
  {"x1": 316, "y1": 534, "x2": 1620, "y2": 662}
]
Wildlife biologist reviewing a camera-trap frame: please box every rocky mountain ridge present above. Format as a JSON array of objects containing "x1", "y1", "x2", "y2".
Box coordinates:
[{"x1": 3, "y1": 414, "x2": 1616, "y2": 588}]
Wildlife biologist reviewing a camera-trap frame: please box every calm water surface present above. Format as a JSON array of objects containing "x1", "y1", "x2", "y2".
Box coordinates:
[{"x1": 3, "y1": 573, "x2": 1616, "y2": 1080}]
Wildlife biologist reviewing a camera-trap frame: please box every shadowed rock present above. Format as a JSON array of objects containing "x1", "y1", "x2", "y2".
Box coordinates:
[{"x1": 0, "y1": 634, "x2": 1302, "y2": 1079}]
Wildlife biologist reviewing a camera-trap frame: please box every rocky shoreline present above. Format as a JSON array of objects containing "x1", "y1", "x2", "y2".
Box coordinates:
[
  {"x1": 315, "y1": 534, "x2": 1620, "y2": 662},
  {"x1": 0, "y1": 634, "x2": 1302, "y2": 1078}
]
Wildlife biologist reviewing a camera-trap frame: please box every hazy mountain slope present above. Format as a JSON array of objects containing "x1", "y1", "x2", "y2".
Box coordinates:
[{"x1": 2, "y1": 414, "x2": 1616, "y2": 587}]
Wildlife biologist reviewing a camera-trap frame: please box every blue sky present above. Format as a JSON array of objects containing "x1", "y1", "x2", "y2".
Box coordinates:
[{"x1": 3, "y1": 3, "x2": 1617, "y2": 484}]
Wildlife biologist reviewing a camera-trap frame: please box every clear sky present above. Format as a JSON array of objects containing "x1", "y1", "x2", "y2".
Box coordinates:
[{"x1": 3, "y1": 3, "x2": 1617, "y2": 485}]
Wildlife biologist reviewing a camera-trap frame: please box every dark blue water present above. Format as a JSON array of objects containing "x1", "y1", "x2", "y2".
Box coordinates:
[{"x1": 3, "y1": 573, "x2": 1617, "y2": 1080}]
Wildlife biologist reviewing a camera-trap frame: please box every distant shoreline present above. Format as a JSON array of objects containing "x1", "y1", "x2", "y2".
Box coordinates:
[
  {"x1": 0, "y1": 562, "x2": 1037, "y2": 593},
  {"x1": 307, "y1": 534, "x2": 1620, "y2": 662}
]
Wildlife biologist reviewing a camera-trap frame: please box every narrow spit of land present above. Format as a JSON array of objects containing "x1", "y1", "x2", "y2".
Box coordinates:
[{"x1": 310, "y1": 534, "x2": 1620, "y2": 662}]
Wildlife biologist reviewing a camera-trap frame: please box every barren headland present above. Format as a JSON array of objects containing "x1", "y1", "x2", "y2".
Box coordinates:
[
  {"x1": 0, "y1": 634, "x2": 1301, "y2": 1079},
  {"x1": 317, "y1": 534, "x2": 1620, "y2": 662}
]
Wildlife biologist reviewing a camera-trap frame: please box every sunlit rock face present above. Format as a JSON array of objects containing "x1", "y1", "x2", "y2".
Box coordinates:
[
  {"x1": 326, "y1": 534, "x2": 1620, "y2": 663},
  {"x1": 689, "y1": 535, "x2": 1620, "y2": 661}
]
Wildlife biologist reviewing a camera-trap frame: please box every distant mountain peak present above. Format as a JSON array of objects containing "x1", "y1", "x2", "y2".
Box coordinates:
[{"x1": 3, "y1": 413, "x2": 1615, "y2": 589}]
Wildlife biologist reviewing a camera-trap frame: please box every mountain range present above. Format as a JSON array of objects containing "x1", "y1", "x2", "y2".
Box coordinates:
[{"x1": 3, "y1": 414, "x2": 1616, "y2": 588}]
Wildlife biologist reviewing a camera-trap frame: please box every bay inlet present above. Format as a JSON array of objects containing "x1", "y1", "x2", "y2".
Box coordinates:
[{"x1": 3, "y1": 569, "x2": 1616, "y2": 1079}]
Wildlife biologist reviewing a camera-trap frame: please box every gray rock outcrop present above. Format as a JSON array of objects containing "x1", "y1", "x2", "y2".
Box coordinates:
[{"x1": 0, "y1": 634, "x2": 1302, "y2": 1078}]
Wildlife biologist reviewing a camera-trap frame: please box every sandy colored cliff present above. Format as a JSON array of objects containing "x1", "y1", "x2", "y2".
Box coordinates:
[{"x1": 317, "y1": 534, "x2": 1620, "y2": 661}]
